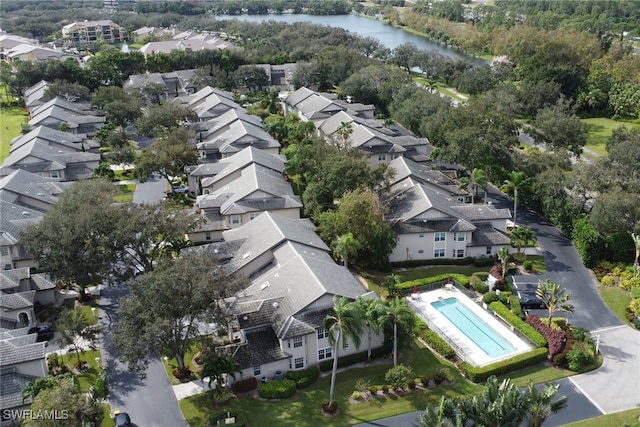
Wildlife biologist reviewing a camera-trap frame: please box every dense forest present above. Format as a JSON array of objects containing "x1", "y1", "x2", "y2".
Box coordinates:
[{"x1": 1, "y1": 0, "x2": 639, "y2": 264}]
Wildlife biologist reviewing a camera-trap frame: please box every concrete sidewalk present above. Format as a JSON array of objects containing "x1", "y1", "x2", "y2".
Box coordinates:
[{"x1": 173, "y1": 377, "x2": 212, "y2": 400}]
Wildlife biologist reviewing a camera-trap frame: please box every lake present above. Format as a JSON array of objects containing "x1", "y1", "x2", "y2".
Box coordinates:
[{"x1": 215, "y1": 13, "x2": 487, "y2": 66}]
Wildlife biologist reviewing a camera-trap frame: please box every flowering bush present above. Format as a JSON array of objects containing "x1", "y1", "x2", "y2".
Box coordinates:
[{"x1": 526, "y1": 314, "x2": 566, "y2": 358}]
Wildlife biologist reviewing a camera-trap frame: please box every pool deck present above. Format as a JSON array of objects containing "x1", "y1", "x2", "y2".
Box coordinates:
[{"x1": 408, "y1": 286, "x2": 532, "y2": 366}]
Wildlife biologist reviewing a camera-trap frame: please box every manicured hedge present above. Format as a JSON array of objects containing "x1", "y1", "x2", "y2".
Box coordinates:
[
  {"x1": 419, "y1": 328, "x2": 456, "y2": 360},
  {"x1": 397, "y1": 274, "x2": 470, "y2": 293},
  {"x1": 318, "y1": 345, "x2": 391, "y2": 372},
  {"x1": 489, "y1": 302, "x2": 547, "y2": 347},
  {"x1": 391, "y1": 257, "x2": 494, "y2": 269},
  {"x1": 285, "y1": 366, "x2": 320, "y2": 388},
  {"x1": 257, "y1": 379, "x2": 297, "y2": 399},
  {"x1": 461, "y1": 347, "x2": 549, "y2": 383},
  {"x1": 230, "y1": 376, "x2": 258, "y2": 394},
  {"x1": 508, "y1": 295, "x2": 522, "y2": 318}
]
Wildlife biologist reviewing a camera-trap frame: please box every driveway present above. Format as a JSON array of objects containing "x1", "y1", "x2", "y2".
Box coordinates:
[
  {"x1": 99, "y1": 287, "x2": 187, "y2": 426},
  {"x1": 133, "y1": 174, "x2": 168, "y2": 204}
]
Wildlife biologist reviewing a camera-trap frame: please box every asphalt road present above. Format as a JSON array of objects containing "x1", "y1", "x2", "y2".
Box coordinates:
[
  {"x1": 133, "y1": 174, "x2": 168, "y2": 204},
  {"x1": 99, "y1": 287, "x2": 187, "y2": 427}
]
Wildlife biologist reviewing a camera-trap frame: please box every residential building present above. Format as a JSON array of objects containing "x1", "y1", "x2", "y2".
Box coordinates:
[
  {"x1": 386, "y1": 176, "x2": 511, "y2": 262},
  {"x1": 123, "y1": 70, "x2": 196, "y2": 101},
  {"x1": 27, "y1": 97, "x2": 105, "y2": 136},
  {"x1": 189, "y1": 164, "x2": 301, "y2": 243},
  {"x1": 197, "y1": 118, "x2": 280, "y2": 162},
  {"x1": 10, "y1": 126, "x2": 100, "y2": 155},
  {"x1": 243, "y1": 63, "x2": 298, "y2": 91},
  {"x1": 284, "y1": 87, "x2": 376, "y2": 120},
  {"x1": 137, "y1": 38, "x2": 232, "y2": 58},
  {"x1": 62, "y1": 20, "x2": 128, "y2": 46}
]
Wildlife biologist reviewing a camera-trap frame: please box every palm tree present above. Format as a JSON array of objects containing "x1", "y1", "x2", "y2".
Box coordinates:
[
  {"x1": 383, "y1": 297, "x2": 415, "y2": 367},
  {"x1": 354, "y1": 297, "x2": 385, "y2": 361},
  {"x1": 497, "y1": 247, "x2": 510, "y2": 279},
  {"x1": 201, "y1": 355, "x2": 241, "y2": 393},
  {"x1": 420, "y1": 396, "x2": 464, "y2": 427},
  {"x1": 535, "y1": 279, "x2": 574, "y2": 326},
  {"x1": 501, "y1": 171, "x2": 531, "y2": 227},
  {"x1": 510, "y1": 225, "x2": 536, "y2": 254},
  {"x1": 460, "y1": 168, "x2": 488, "y2": 204},
  {"x1": 324, "y1": 297, "x2": 364, "y2": 406},
  {"x1": 331, "y1": 232, "x2": 361, "y2": 269},
  {"x1": 336, "y1": 121, "x2": 353, "y2": 149},
  {"x1": 524, "y1": 381, "x2": 568, "y2": 427},
  {"x1": 382, "y1": 273, "x2": 402, "y2": 298}
]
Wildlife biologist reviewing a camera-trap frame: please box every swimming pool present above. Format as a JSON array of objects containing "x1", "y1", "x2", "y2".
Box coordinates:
[{"x1": 432, "y1": 297, "x2": 516, "y2": 358}]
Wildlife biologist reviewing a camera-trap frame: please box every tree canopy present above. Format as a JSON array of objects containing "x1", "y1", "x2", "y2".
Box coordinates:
[{"x1": 112, "y1": 252, "x2": 247, "y2": 372}]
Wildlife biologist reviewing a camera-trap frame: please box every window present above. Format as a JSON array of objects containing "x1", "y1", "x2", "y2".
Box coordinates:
[
  {"x1": 0, "y1": 247, "x2": 8, "y2": 256},
  {"x1": 486, "y1": 246, "x2": 492, "y2": 255},
  {"x1": 318, "y1": 347, "x2": 333, "y2": 360},
  {"x1": 434, "y1": 232, "x2": 446, "y2": 242},
  {"x1": 294, "y1": 357, "x2": 304, "y2": 369},
  {"x1": 419, "y1": 233, "x2": 424, "y2": 238},
  {"x1": 434, "y1": 249, "x2": 445, "y2": 258},
  {"x1": 317, "y1": 328, "x2": 329, "y2": 339},
  {"x1": 250, "y1": 212, "x2": 259, "y2": 220},
  {"x1": 293, "y1": 336, "x2": 303, "y2": 348},
  {"x1": 455, "y1": 233, "x2": 465, "y2": 242},
  {"x1": 231, "y1": 215, "x2": 241, "y2": 225},
  {"x1": 51, "y1": 171, "x2": 59, "y2": 178},
  {"x1": 418, "y1": 250, "x2": 424, "y2": 254},
  {"x1": 378, "y1": 154, "x2": 386, "y2": 162},
  {"x1": 253, "y1": 365, "x2": 261, "y2": 376},
  {"x1": 456, "y1": 249, "x2": 465, "y2": 258},
  {"x1": 205, "y1": 232, "x2": 211, "y2": 241}
]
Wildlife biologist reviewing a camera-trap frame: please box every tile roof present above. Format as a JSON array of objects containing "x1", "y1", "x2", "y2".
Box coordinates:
[
  {"x1": 0, "y1": 290, "x2": 36, "y2": 310},
  {"x1": 0, "y1": 369, "x2": 40, "y2": 409},
  {"x1": 0, "y1": 333, "x2": 45, "y2": 366},
  {"x1": 0, "y1": 268, "x2": 30, "y2": 290}
]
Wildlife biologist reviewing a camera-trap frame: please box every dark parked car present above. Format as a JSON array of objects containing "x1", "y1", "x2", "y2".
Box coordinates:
[
  {"x1": 28, "y1": 324, "x2": 54, "y2": 342},
  {"x1": 518, "y1": 292, "x2": 546, "y2": 309},
  {"x1": 113, "y1": 410, "x2": 132, "y2": 427}
]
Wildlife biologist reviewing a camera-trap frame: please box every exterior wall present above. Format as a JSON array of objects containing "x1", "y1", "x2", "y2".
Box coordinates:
[
  {"x1": 0, "y1": 245, "x2": 17, "y2": 270},
  {"x1": 236, "y1": 251, "x2": 275, "y2": 278},
  {"x1": 220, "y1": 146, "x2": 279, "y2": 160},
  {"x1": 12, "y1": 358, "x2": 47, "y2": 378},
  {"x1": 188, "y1": 229, "x2": 224, "y2": 244},
  {"x1": 390, "y1": 231, "x2": 470, "y2": 262},
  {"x1": 34, "y1": 289, "x2": 55, "y2": 306},
  {"x1": 237, "y1": 358, "x2": 289, "y2": 383},
  {"x1": 1, "y1": 307, "x2": 35, "y2": 328},
  {"x1": 15, "y1": 195, "x2": 53, "y2": 212},
  {"x1": 206, "y1": 170, "x2": 242, "y2": 192}
]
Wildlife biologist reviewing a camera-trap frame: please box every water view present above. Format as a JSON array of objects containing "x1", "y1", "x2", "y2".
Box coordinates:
[{"x1": 215, "y1": 13, "x2": 488, "y2": 66}]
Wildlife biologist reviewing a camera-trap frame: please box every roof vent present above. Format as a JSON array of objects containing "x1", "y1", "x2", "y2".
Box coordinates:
[
  {"x1": 272, "y1": 302, "x2": 279, "y2": 308},
  {"x1": 260, "y1": 281, "x2": 270, "y2": 291},
  {"x1": 22, "y1": 211, "x2": 30, "y2": 216},
  {"x1": 242, "y1": 252, "x2": 251, "y2": 259}
]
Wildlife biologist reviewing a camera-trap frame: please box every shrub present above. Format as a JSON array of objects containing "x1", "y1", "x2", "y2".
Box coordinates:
[
  {"x1": 631, "y1": 287, "x2": 640, "y2": 299},
  {"x1": 482, "y1": 291, "x2": 499, "y2": 304},
  {"x1": 318, "y1": 345, "x2": 390, "y2": 371},
  {"x1": 572, "y1": 216, "x2": 604, "y2": 268},
  {"x1": 435, "y1": 367, "x2": 453, "y2": 382},
  {"x1": 473, "y1": 272, "x2": 490, "y2": 280},
  {"x1": 91, "y1": 370, "x2": 109, "y2": 399},
  {"x1": 508, "y1": 295, "x2": 522, "y2": 318},
  {"x1": 408, "y1": 379, "x2": 417, "y2": 389},
  {"x1": 473, "y1": 257, "x2": 495, "y2": 267},
  {"x1": 351, "y1": 391, "x2": 362, "y2": 399},
  {"x1": 418, "y1": 328, "x2": 456, "y2": 359},
  {"x1": 551, "y1": 327, "x2": 574, "y2": 368},
  {"x1": 285, "y1": 367, "x2": 320, "y2": 389},
  {"x1": 420, "y1": 375, "x2": 430, "y2": 387},
  {"x1": 258, "y1": 379, "x2": 296, "y2": 399},
  {"x1": 173, "y1": 368, "x2": 191, "y2": 380},
  {"x1": 395, "y1": 274, "x2": 470, "y2": 294},
  {"x1": 628, "y1": 298, "x2": 640, "y2": 317},
  {"x1": 354, "y1": 378, "x2": 370, "y2": 393},
  {"x1": 473, "y1": 281, "x2": 490, "y2": 294},
  {"x1": 526, "y1": 314, "x2": 567, "y2": 358},
  {"x1": 621, "y1": 277, "x2": 640, "y2": 291},
  {"x1": 523, "y1": 260, "x2": 533, "y2": 271},
  {"x1": 368, "y1": 385, "x2": 378, "y2": 394},
  {"x1": 469, "y1": 275, "x2": 483, "y2": 289},
  {"x1": 385, "y1": 364, "x2": 414, "y2": 391},
  {"x1": 498, "y1": 291, "x2": 512, "y2": 305},
  {"x1": 381, "y1": 384, "x2": 389, "y2": 394},
  {"x1": 566, "y1": 341, "x2": 595, "y2": 371},
  {"x1": 461, "y1": 347, "x2": 549, "y2": 382},
  {"x1": 489, "y1": 302, "x2": 547, "y2": 347},
  {"x1": 231, "y1": 377, "x2": 258, "y2": 394},
  {"x1": 571, "y1": 327, "x2": 592, "y2": 343},
  {"x1": 600, "y1": 275, "x2": 616, "y2": 287},
  {"x1": 47, "y1": 353, "x2": 60, "y2": 370}
]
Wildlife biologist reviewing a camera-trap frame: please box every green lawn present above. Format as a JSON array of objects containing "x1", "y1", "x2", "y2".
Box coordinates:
[
  {"x1": 114, "y1": 183, "x2": 136, "y2": 203},
  {"x1": 561, "y1": 407, "x2": 640, "y2": 427},
  {"x1": 75, "y1": 299, "x2": 100, "y2": 325},
  {"x1": 113, "y1": 169, "x2": 135, "y2": 181},
  {"x1": 102, "y1": 403, "x2": 112, "y2": 427},
  {"x1": 582, "y1": 117, "x2": 640, "y2": 157},
  {"x1": 180, "y1": 340, "x2": 483, "y2": 427},
  {"x1": 161, "y1": 342, "x2": 202, "y2": 385},
  {"x1": 59, "y1": 349, "x2": 102, "y2": 392},
  {"x1": 363, "y1": 265, "x2": 483, "y2": 286},
  {"x1": 498, "y1": 354, "x2": 602, "y2": 387},
  {"x1": 0, "y1": 105, "x2": 28, "y2": 163},
  {"x1": 598, "y1": 285, "x2": 633, "y2": 326}
]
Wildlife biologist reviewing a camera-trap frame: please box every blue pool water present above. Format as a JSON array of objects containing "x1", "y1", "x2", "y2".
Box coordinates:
[{"x1": 431, "y1": 297, "x2": 516, "y2": 358}]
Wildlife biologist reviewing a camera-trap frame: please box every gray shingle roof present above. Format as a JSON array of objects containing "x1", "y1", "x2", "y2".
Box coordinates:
[
  {"x1": 1, "y1": 139, "x2": 99, "y2": 177},
  {"x1": 10, "y1": 126, "x2": 97, "y2": 153},
  {"x1": 450, "y1": 204, "x2": 512, "y2": 221},
  {"x1": 198, "y1": 120, "x2": 280, "y2": 155},
  {"x1": 187, "y1": 86, "x2": 236, "y2": 109},
  {"x1": 222, "y1": 212, "x2": 329, "y2": 274},
  {"x1": 0, "y1": 169, "x2": 70, "y2": 209},
  {"x1": 0, "y1": 268, "x2": 30, "y2": 290},
  {"x1": 388, "y1": 157, "x2": 466, "y2": 196},
  {"x1": 284, "y1": 87, "x2": 315, "y2": 108},
  {"x1": 232, "y1": 241, "x2": 364, "y2": 339},
  {"x1": 201, "y1": 109, "x2": 264, "y2": 137},
  {"x1": 202, "y1": 147, "x2": 284, "y2": 188},
  {"x1": 470, "y1": 223, "x2": 511, "y2": 247},
  {"x1": 231, "y1": 326, "x2": 289, "y2": 370}
]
